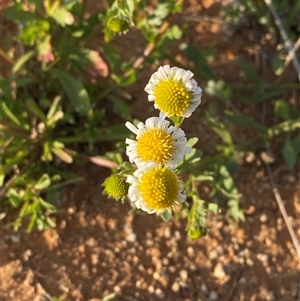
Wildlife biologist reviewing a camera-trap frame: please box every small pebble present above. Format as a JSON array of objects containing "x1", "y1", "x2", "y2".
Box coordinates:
[
  {"x1": 148, "y1": 285, "x2": 154, "y2": 293},
  {"x1": 214, "y1": 263, "x2": 226, "y2": 279},
  {"x1": 155, "y1": 288, "x2": 165, "y2": 299},
  {"x1": 164, "y1": 227, "x2": 171, "y2": 238},
  {"x1": 172, "y1": 282, "x2": 180, "y2": 292},
  {"x1": 257, "y1": 253, "x2": 268, "y2": 262},
  {"x1": 209, "y1": 290, "x2": 218, "y2": 300},
  {"x1": 114, "y1": 286, "x2": 121, "y2": 294},
  {"x1": 126, "y1": 233, "x2": 136, "y2": 242},
  {"x1": 200, "y1": 284, "x2": 208, "y2": 293},
  {"x1": 187, "y1": 246, "x2": 194, "y2": 256},
  {"x1": 179, "y1": 269, "x2": 188, "y2": 281},
  {"x1": 260, "y1": 214, "x2": 268, "y2": 223},
  {"x1": 209, "y1": 249, "x2": 218, "y2": 260}
]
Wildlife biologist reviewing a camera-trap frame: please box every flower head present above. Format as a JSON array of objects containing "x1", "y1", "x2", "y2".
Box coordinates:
[
  {"x1": 102, "y1": 174, "x2": 129, "y2": 200},
  {"x1": 125, "y1": 113, "x2": 191, "y2": 168},
  {"x1": 127, "y1": 163, "x2": 186, "y2": 214},
  {"x1": 145, "y1": 65, "x2": 202, "y2": 118},
  {"x1": 107, "y1": 16, "x2": 130, "y2": 33}
]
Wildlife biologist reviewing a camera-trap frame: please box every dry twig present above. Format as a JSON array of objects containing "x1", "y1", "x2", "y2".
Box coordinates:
[{"x1": 264, "y1": 0, "x2": 300, "y2": 81}]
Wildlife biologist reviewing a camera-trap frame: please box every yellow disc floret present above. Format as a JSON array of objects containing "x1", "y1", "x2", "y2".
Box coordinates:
[
  {"x1": 102, "y1": 174, "x2": 129, "y2": 200},
  {"x1": 137, "y1": 128, "x2": 174, "y2": 164},
  {"x1": 138, "y1": 166, "x2": 179, "y2": 210},
  {"x1": 154, "y1": 79, "x2": 191, "y2": 117}
]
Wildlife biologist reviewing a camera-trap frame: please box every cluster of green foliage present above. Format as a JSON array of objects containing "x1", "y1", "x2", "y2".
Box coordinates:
[
  {"x1": 1, "y1": 0, "x2": 182, "y2": 231},
  {"x1": 1, "y1": 0, "x2": 299, "y2": 238}
]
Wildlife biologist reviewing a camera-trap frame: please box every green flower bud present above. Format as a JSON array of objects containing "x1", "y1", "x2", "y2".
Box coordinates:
[
  {"x1": 107, "y1": 17, "x2": 130, "y2": 33},
  {"x1": 188, "y1": 227, "x2": 204, "y2": 240},
  {"x1": 102, "y1": 174, "x2": 129, "y2": 200}
]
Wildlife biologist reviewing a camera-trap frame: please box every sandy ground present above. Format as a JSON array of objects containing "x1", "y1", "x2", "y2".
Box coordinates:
[{"x1": 1, "y1": 0, "x2": 300, "y2": 300}]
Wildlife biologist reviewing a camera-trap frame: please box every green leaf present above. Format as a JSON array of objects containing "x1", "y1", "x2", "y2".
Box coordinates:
[
  {"x1": 186, "y1": 137, "x2": 198, "y2": 147},
  {"x1": 233, "y1": 58, "x2": 260, "y2": 83},
  {"x1": 206, "y1": 116, "x2": 232, "y2": 144},
  {"x1": 241, "y1": 90, "x2": 281, "y2": 105},
  {"x1": 27, "y1": 213, "x2": 38, "y2": 232},
  {"x1": 102, "y1": 293, "x2": 116, "y2": 301},
  {"x1": 271, "y1": 53, "x2": 285, "y2": 76},
  {"x1": 223, "y1": 176, "x2": 234, "y2": 191},
  {"x1": 0, "y1": 174, "x2": 5, "y2": 187},
  {"x1": 225, "y1": 111, "x2": 267, "y2": 131},
  {"x1": 51, "y1": 146, "x2": 73, "y2": 163},
  {"x1": 52, "y1": 69, "x2": 91, "y2": 116},
  {"x1": 180, "y1": 43, "x2": 215, "y2": 79},
  {"x1": 292, "y1": 133, "x2": 300, "y2": 153},
  {"x1": 49, "y1": 7, "x2": 74, "y2": 26},
  {"x1": 39, "y1": 198, "x2": 56, "y2": 212},
  {"x1": 5, "y1": 5, "x2": 39, "y2": 23},
  {"x1": 42, "y1": 141, "x2": 53, "y2": 161},
  {"x1": 35, "y1": 174, "x2": 51, "y2": 190},
  {"x1": 47, "y1": 96, "x2": 61, "y2": 120},
  {"x1": 282, "y1": 136, "x2": 297, "y2": 168},
  {"x1": 274, "y1": 99, "x2": 300, "y2": 121},
  {"x1": 109, "y1": 96, "x2": 131, "y2": 120},
  {"x1": 1, "y1": 101, "x2": 22, "y2": 126},
  {"x1": 160, "y1": 209, "x2": 172, "y2": 221},
  {"x1": 194, "y1": 174, "x2": 214, "y2": 182},
  {"x1": 12, "y1": 51, "x2": 36, "y2": 74},
  {"x1": 227, "y1": 199, "x2": 245, "y2": 222},
  {"x1": 7, "y1": 189, "x2": 22, "y2": 207},
  {"x1": 26, "y1": 98, "x2": 46, "y2": 121},
  {"x1": 268, "y1": 118, "x2": 300, "y2": 138},
  {"x1": 207, "y1": 203, "x2": 220, "y2": 214}
]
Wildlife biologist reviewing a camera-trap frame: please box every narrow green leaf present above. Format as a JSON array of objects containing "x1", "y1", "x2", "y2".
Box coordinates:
[
  {"x1": 241, "y1": 90, "x2": 281, "y2": 105},
  {"x1": 27, "y1": 213, "x2": 37, "y2": 232},
  {"x1": 51, "y1": 147, "x2": 73, "y2": 163},
  {"x1": 233, "y1": 58, "x2": 260, "y2": 83},
  {"x1": 42, "y1": 141, "x2": 53, "y2": 161},
  {"x1": 292, "y1": 133, "x2": 300, "y2": 154},
  {"x1": 52, "y1": 69, "x2": 91, "y2": 116},
  {"x1": 39, "y1": 198, "x2": 56, "y2": 212},
  {"x1": 26, "y1": 98, "x2": 46, "y2": 121},
  {"x1": 194, "y1": 174, "x2": 214, "y2": 182},
  {"x1": 46, "y1": 96, "x2": 61, "y2": 120},
  {"x1": 1, "y1": 101, "x2": 21, "y2": 126},
  {"x1": 0, "y1": 174, "x2": 5, "y2": 187},
  {"x1": 272, "y1": 54, "x2": 285, "y2": 76},
  {"x1": 34, "y1": 174, "x2": 51, "y2": 190},
  {"x1": 4, "y1": 5, "x2": 39, "y2": 23},
  {"x1": 102, "y1": 293, "x2": 116, "y2": 301},
  {"x1": 7, "y1": 189, "x2": 22, "y2": 207},
  {"x1": 225, "y1": 111, "x2": 267, "y2": 131},
  {"x1": 12, "y1": 51, "x2": 36, "y2": 74},
  {"x1": 282, "y1": 136, "x2": 297, "y2": 168},
  {"x1": 206, "y1": 116, "x2": 232, "y2": 144}
]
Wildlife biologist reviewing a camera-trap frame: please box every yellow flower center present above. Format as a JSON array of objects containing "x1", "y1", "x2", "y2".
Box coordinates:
[
  {"x1": 139, "y1": 167, "x2": 179, "y2": 210},
  {"x1": 137, "y1": 128, "x2": 174, "y2": 164},
  {"x1": 154, "y1": 79, "x2": 191, "y2": 117}
]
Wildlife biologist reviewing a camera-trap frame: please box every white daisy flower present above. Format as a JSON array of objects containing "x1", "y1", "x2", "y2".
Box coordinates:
[
  {"x1": 145, "y1": 65, "x2": 202, "y2": 118},
  {"x1": 127, "y1": 163, "x2": 186, "y2": 214},
  {"x1": 125, "y1": 113, "x2": 191, "y2": 168}
]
